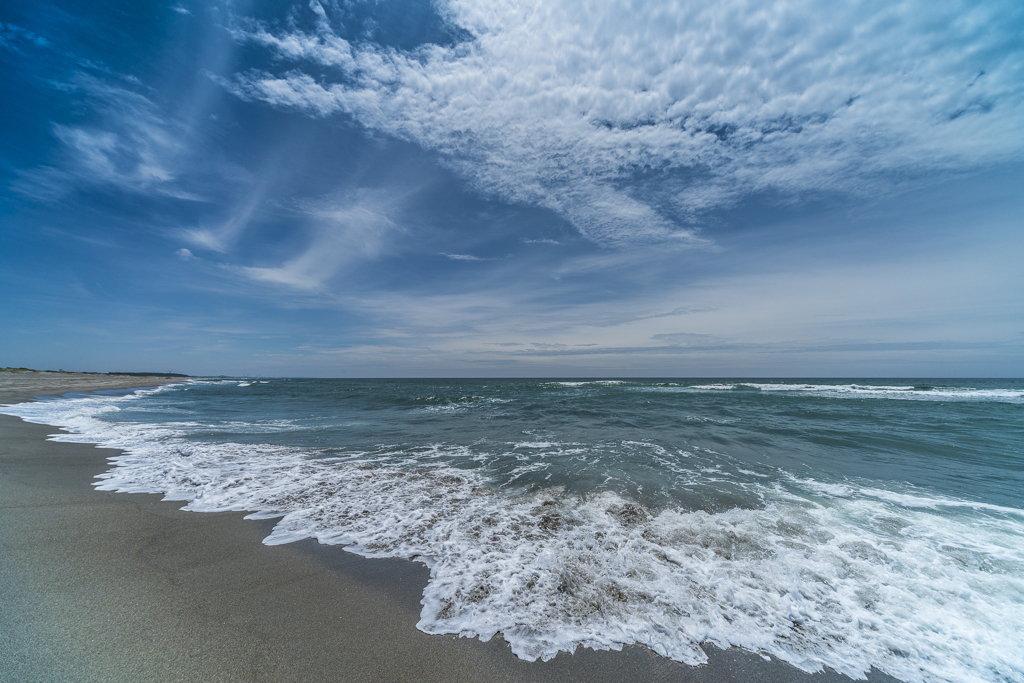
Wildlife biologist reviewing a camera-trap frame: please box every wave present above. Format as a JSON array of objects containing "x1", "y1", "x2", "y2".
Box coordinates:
[
  {"x1": 638, "y1": 383, "x2": 1024, "y2": 403},
  {"x1": 3, "y1": 391, "x2": 1023, "y2": 683}
]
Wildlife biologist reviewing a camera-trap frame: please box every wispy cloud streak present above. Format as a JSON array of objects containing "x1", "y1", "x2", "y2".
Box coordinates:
[
  {"x1": 239, "y1": 190, "x2": 399, "y2": 290},
  {"x1": 10, "y1": 72, "x2": 222, "y2": 204}
]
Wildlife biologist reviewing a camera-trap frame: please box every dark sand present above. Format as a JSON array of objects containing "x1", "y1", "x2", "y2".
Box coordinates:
[{"x1": 0, "y1": 373, "x2": 902, "y2": 682}]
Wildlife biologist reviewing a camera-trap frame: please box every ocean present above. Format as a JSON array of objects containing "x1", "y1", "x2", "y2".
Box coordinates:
[{"x1": 3, "y1": 378, "x2": 1022, "y2": 683}]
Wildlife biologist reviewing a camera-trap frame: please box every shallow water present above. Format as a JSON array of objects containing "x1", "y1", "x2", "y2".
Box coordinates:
[{"x1": 4, "y1": 378, "x2": 1023, "y2": 683}]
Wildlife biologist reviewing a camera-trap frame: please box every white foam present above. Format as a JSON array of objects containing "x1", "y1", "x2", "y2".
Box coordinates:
[
  {"x1": 418, "y1": 395, "x2": 511, "y2": 413},
  {"x1": 3, "y1": 393, "x2": 1023, "y2": 683},
  {"x1": 641, "y1": 383, "x2": 1024, "y2": 403},
  {"x1": 799, "y1": 478, "x2": 1024, "y2": 519}
]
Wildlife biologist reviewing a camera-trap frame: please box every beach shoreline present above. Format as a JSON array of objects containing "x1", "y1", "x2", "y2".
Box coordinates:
[{"x1": 0, "y1": 373, "x2": 903, "y2": 682}]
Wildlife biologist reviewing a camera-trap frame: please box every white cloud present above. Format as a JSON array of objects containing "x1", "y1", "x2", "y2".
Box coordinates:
[
  {"x1": 175, "y1": 247, "x2": 195, "y2": 259},
  {"x1": 227, "y1": 0, "x2": 1024, "y2": 245},
  {"x1": 13, "y1": 74, "x2": 198, "y2": 201},
  {"x1": 273, "y1": 220, "x2": 1024, "y2": 376},
  {"x1": 239, "y1": 190, "x2": 399, "y2": 290},
  {"x1": 0, "y1": 21, "x2": 49, "y2": 50},
  {"x1": 442, "y1": 253, "x2": 488, "y2": 261},
  {"x1": 182, "y1": 187, "x2": 266, "y2": 253}
]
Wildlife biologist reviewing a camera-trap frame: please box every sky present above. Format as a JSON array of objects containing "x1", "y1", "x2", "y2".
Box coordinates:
[{"x1": 1, "y1": 0, "x2": 1022, "y2": 377}]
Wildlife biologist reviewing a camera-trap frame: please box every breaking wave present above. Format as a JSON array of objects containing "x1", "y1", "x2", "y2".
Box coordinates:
[{"x1": 3, "y1": 388, "x2": 1023, "y2": 683}]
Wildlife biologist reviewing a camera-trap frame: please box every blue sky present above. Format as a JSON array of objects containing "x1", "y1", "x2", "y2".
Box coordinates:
[{"x1": 1, "y1": 0, "x2": 1022, "y2": 377}]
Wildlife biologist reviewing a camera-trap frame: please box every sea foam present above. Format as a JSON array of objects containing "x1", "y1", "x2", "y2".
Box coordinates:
[
  {"x1": 3, "y1": 389, "x2": 1023, "y2": 683},
  {"x1": 664, "y1": 383, "x2": 1024, "y2": 403}
]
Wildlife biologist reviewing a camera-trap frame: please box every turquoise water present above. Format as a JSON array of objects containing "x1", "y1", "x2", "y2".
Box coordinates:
[{"x1": 5, "y1": 378, "x2": 1023, "y2": 682}]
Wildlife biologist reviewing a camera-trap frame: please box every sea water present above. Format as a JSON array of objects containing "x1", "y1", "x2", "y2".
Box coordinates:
[{"x1": 4, "y1": 378, "x2": 1023, "y2": 683}]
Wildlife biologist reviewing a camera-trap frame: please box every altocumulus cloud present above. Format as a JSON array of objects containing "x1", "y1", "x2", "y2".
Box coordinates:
[{"x1": 225, "y1": 0, "x2": 1024, "y2": 245}]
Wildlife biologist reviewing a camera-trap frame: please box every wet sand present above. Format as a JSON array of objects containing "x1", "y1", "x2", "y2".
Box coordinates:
[{"x1": 0, "y1": 373, "x2": 902, "y2": 682}]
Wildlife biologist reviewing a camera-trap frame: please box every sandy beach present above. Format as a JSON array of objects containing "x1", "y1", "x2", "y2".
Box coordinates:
[{"x1": 0, "y1": 373, "x2": 903, "y2": 683}]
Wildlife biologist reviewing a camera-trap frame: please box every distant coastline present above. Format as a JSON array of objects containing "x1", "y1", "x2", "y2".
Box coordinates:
[{"x1": 1, "y1": 366, "x2": 190, "y2": 378}]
